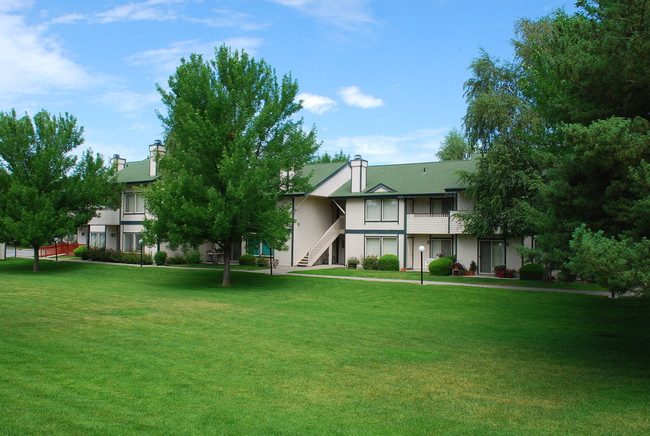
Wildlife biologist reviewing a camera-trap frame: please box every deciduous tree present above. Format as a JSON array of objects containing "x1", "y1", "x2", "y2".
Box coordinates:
[
  {"x1": 436, "y1": 128, "x2": 473, "y2": 161},
  {"x1": 0, "y1": 109, "x2": 119, "y2": 272},
  {"x1": 144, "y1": 45, "x2": 318, "y2": 286}
]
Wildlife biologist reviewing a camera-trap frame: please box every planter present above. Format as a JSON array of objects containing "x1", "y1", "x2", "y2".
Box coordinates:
[
  {"x1": 348, "y1": 264, "x2": 357, "y2": 269},
  {"x1": 468, "y1": 271, "x2": 475, "y2": 276}
]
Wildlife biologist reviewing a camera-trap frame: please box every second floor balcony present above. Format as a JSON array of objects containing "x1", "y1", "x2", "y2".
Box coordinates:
[{"x1": 406, "y1": 211, "x2": 466, "y2": 235}]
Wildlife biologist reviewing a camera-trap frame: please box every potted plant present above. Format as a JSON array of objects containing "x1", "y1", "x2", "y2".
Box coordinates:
[
  {"x1": 469, "y1": 260, "x2": 477, "y2": 276},
  {"x1": 347, "y1": 257, "x2": 359, "y2": 269},
  {"x1": 450, "y1": 261, "x2": 465, "y2": 276}
]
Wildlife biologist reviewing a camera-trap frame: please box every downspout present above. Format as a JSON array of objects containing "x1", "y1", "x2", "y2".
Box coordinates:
[
  {"x1": 402, "y1": 197, "x2": 407, "y2": 269},
  {"x1": 291, "y1": 197, "x2": 295, "y2": 266}
]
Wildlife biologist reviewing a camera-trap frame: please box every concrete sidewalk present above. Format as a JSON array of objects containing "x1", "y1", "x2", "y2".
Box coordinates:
[
  {"x1": 243, "y1": 264, "x2": 610, "y2": 296},
  {"x1": 36, "y1": 257, "x2": 609, "y2": 297}
]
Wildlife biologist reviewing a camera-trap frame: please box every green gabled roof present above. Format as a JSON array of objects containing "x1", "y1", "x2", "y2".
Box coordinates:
[
  {"x1": 331, "y1": 159, "x2": 477, "y2": 198},
  {"x1": 286, "y1": 161, "x2": 349, "y2": 196},
  {"x1": 305, "y1": 161, "x2": 349, "y2": 186},
  {"x1": 116, "y1": 158, "x2": 157, "y2": 184}
]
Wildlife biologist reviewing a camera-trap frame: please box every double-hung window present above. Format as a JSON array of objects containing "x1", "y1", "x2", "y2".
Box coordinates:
[
  {"x1": 123, "y1": 233, "x2": 142, "y2": 252},
  {"x1": 124, "y1": 192, "x2": 145, "y2": 214},
  {"x1": 365, "y1": 198, "x2": 398, "y2": 222},
  {"x1": 365, "y1": 237, "x2": 398, "y2": 257}
]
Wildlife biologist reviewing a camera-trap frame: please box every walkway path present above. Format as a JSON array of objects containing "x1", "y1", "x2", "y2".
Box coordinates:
[
  {"x1": 242, "y1": 264, "x2": 610, "y2": 296},
  {"x1": 32, "y1": 257, "x2": 609, "y2": 297}
]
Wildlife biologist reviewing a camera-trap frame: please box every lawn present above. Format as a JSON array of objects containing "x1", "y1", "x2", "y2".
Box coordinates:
[
  {"x1": 1, "y1": 258, "x2": 648, "y2": 435},
  {"x1": 291, "y1": 267, "x2": 607, "y2": 291}
]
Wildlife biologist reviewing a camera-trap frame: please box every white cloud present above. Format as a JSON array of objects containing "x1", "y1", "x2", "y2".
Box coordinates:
[
  {"x1": 50, "y1": 13, "x2": 86, "y2": 25},
  {"x1": 268, "y1": 0, "x2": 374, "y2": 28},
  {"x1": 338, "y1": 86, "x2": 384, "y2": 109},
  {"x1": 324, "y1": 128, "x2": 448, "y2": 164},
  {"x1": 0, "y1": 0, "x2": 33, "y2": 13},
  {"x1": 96, "y1": 90, "x2": 161, "y2": 114},
  {"x1": 0, "y1": 10, "x2": 93, "y2": 101},
  {"x1": 296, "y1": 93, "x2": 336, "y2": 115},
  {"x1": 127, "y1": 38, "x2": 264, "y2": 80},
  {"x1": 96, "y1": 0, "x2": 185, "y2": 24}
]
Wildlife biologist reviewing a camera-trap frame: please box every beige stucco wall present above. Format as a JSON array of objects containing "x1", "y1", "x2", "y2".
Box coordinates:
[
  {"x1": 345, "y1": 198, "x2": 405, "y2": 232},
  {"x1": 457, "y1": 191, "x2": 473, "y2": 210},
  {"x1": 291, "y1": 195, "x2": 337, "y2": 265}
]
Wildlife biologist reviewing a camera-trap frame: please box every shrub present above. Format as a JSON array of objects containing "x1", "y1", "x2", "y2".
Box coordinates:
[
  {"x1": 557, "y1": 268, "x2": 577, "y2": 283},
  {"x1": 73, "y1": 245, "x2": 89, "y2": 259},
  {"x1": 256, "y1": 256, "x2": 269, "y2": 267},
  {"x1": 378, "y1": 254, "x2": 399, "y2": 271},
  {"x1": 362, "y1": 255, "x2": 379, "y2": 270},
  {"x1": 154, "y1": 251, "x2": 168, "y2": 266},
  {"x1": 347, "y1": 257, "x2": 359, "y2": 266},
  {"x1": 182, "y1": 246, "x2": 202, "y2": 264},
  {"x1": 429, "y1": 257, "x2": 453, "y2": 275},
  {"x1": 167, "y1": 254, "x2": 186, "y2": 265},
  {"x1": 494, "y1": 265, "x2": 515, "y2": 278},
  {"x1": 120, "y1": 251, "x2": 152, "y2": 265},
  {"x1": 239, "y1": 254, "x2": 256, "y2": 265},
  {"x1": 519, "y1": 263, "x2": 544, "y2": 281}
]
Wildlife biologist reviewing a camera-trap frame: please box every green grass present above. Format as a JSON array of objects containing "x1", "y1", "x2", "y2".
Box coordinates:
[
  {"x1": 292, "y1": 267, "x2": 606, "y2": 291},
  {"x1": 1, "y1": 258, "x2": 648, "y2": 435}
]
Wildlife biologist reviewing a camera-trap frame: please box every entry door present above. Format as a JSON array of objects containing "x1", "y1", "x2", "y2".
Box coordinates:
[
  {"x1": 479, "y1": 240, "x2": 505, "y2": 274},
  {"x1": 407, "y1": 237, "x2": 414, "y2": 269}
]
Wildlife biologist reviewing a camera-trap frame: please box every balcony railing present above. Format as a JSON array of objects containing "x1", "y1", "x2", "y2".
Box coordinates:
[{"x1": 406, "y1": 211, "x2": 465, "y2": 234}]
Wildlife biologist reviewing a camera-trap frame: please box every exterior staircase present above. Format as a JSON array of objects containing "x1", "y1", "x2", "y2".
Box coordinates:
[{"x1": 296, "y1": 217, "x2": 344, "y2": 267}]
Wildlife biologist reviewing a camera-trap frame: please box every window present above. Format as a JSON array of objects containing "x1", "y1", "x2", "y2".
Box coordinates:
[
  {"x1": 431, "y1": 198, "x2": 453, "y2": 214},
  {"x1": 124, "y1": 192, "x2": 145, "y2": 213},
  {"x1": 123, "y1": 233, "x2": 142, "y2": 252},
  {"x1": 247, "y1": 239, "x2": 272, "y2": 256},
  {"x1": 430, "y1": 238, "x2": 452, "y2": 258},
  {"x1": 89, "y1": 232, "x2": 105, "y2": 248},
  {"x1": 365, "y1": 237, "x2": 398, "y2": 257},
  {"x1": 365, "y1": 198, "x2": 399, "y2": 222}
]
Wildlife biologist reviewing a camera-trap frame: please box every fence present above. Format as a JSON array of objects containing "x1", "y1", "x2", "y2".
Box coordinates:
[{"x1": 39, "y1": 242, "x2": 84, "y2": 258}]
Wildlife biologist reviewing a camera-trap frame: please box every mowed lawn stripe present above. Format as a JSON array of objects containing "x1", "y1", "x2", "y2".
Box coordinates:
[{"x1": 1, "y1": 259, "x2": 649, "y2": 435}]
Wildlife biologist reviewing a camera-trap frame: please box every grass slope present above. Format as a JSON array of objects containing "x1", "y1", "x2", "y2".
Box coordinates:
[{"x1": 1, "y1": 258, "x2": 648, "y2": 435}]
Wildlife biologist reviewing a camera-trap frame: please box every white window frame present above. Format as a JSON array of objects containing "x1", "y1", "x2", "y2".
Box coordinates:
[
  {"x1": 89, "y1": 232, "x2": 105, "y2": 249},
  {"x1": 365, "y1": 236, "x2": 399, "y2": 257},
  {"x1": 124, "y1": 192, "x2": 145, "y2": 214},
  {"x1": 123, "y1": 233, "x2": 142, "y2": 252},
  {"x1": 430, "y1": 238, "x2": 453, "y2": 258},
  {"x1": 365, "y1": 198, "x2": 399, "y2": 222}
]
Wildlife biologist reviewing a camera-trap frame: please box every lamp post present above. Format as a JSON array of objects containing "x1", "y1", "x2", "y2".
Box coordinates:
[
  {"x1": 54, "y1": 237, "x2": 59, "y2": 262},
  {"x1": 418, "y1": 245, "x2": 425, "y2": 285},
  {"x1": 139, "y1": 239, "x2": 144, "y2": 267}
]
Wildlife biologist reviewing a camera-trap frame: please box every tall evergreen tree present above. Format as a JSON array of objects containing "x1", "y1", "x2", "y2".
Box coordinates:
[{"x1": 145, "y1": 45, "x2": 318, "y2": 286}]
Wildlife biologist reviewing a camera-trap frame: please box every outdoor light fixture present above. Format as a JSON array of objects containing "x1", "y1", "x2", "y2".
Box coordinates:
[
  {"x1": 139, "y1": 239, "x2": 144, "y2": 267},
  {"x1": 418, "y1": 245, "x2": 425, "y2": 285},
  {"x1": 54, "y1": 237, "x2": 60, "y2": 262}
]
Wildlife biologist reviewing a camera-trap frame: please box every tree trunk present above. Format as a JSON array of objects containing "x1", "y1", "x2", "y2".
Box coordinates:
[
  {"x1": 33, "y1": 245, "x2": 40, "y2": 272},
  {"x1": 222, "y1": 241, "x2": 231, "y2": 286}
]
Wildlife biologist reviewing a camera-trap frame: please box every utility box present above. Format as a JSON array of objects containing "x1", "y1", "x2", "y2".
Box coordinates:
[{"x1": 0, "y1": 243, "x2": 5, "y2": 260}]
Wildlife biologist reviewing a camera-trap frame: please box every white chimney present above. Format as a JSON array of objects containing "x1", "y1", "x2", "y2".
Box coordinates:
[
  {"x1": 149, "y1": 140, "x2": 166, "y2": 177},
  {"x1": 110, "y1": 154, "x2": 126, "y2": 171},
  {"x1": 350, "y1": 154, "x2": 368, "y2": 193}
]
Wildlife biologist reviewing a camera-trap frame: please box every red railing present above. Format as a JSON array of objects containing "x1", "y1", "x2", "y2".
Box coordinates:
[{"x1": 39, "y1": 242, "x2": 84, "y2": 257}]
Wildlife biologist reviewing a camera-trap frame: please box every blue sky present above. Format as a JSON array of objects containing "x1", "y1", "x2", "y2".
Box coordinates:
[{"x1": 0, "y1": 0, "x2": 573, "y2": 165}]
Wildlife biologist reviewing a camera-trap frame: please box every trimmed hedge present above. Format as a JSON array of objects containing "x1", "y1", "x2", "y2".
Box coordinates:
[
  {"x1": 378, "y1": 254, "x2": 399, "y2": 271},
  {"x1": 154, "y1": 251, "x2": 168, "y2": 266},
  {"x1": 429, "y1": 257, "x2": 453, "y2": 276},
  {"x1": 239, "y1": 254, "x2": 256, "y2": 265},
  {"x1": 84, "y1": 248, "x2": 152, "y2": 265},
  {"x1": 73, "y1": 245, "x2": 89, "y2": 259},
  {"x1": 519, "y1": 263, "x2": 544, "y2": 281}
]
